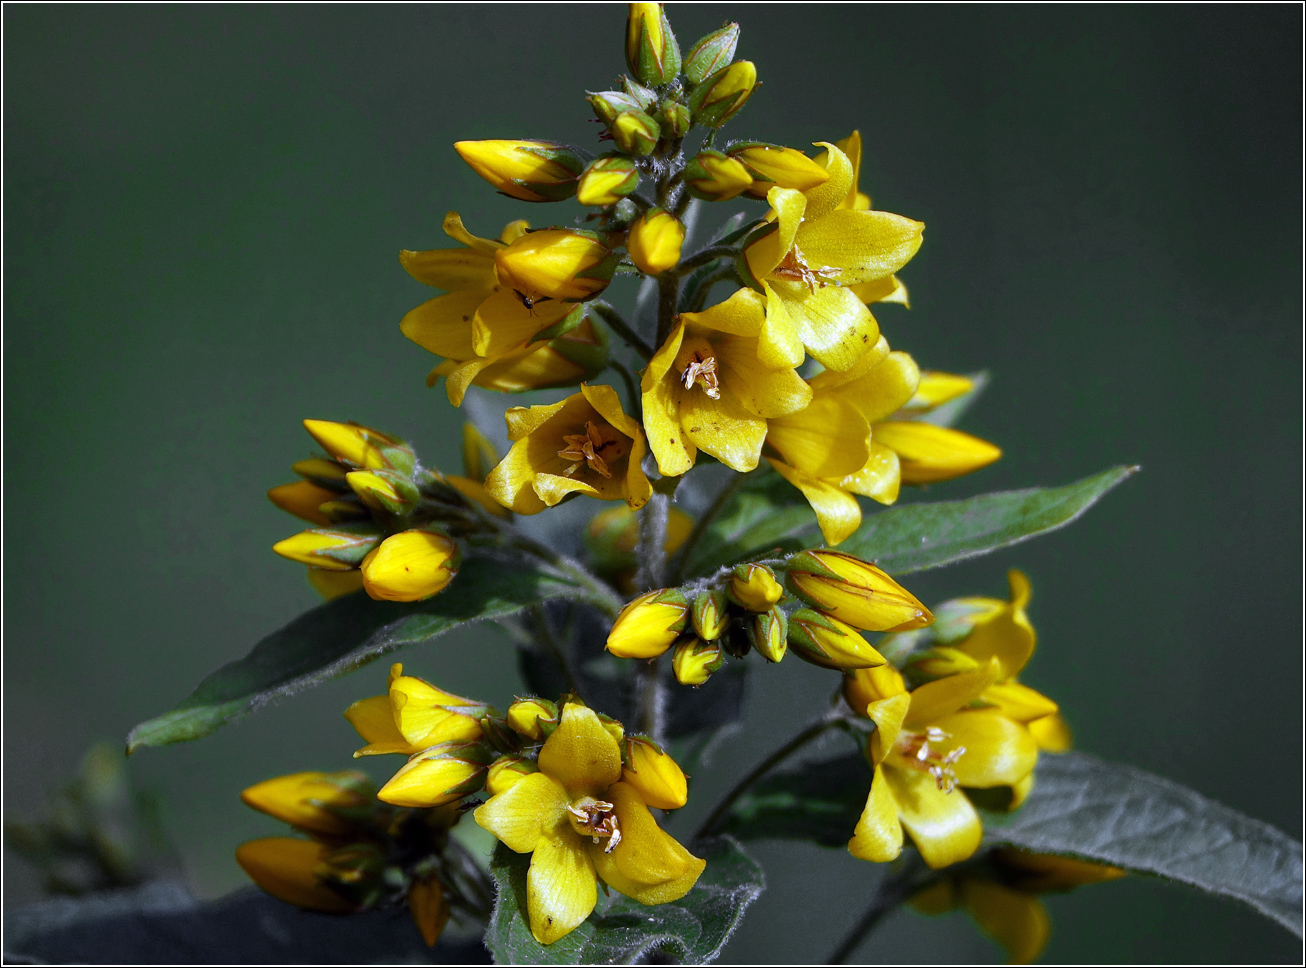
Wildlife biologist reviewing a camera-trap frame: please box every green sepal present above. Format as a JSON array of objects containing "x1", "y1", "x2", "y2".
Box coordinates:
[
  {"x1": 530, "y1": 303, "x2": 587, "y2": 342},
  {"x1": 587, "y1": 90, "x2": 642, "y2": 125},
  {"x1": 309, "y1": 523, "x2": 385, "y2": 567},
  {"x1": 684, "y1": 22, "x2": 740, "y2": 84}
]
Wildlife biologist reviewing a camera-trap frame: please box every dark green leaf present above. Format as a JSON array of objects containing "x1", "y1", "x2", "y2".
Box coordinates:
[
  {"x1": 834, "y1": 465, "x2": 1138, "y2": 574},
  {"x1": 716, "y1": 750, "x2": 868, "y2": 849},
  {"x1": 982, "y1": 751, "x2": 1304, "y2": 936},
  {"x1": 485, "y1": 836, "x2": 764, "y2": 965},
  {"x1": 126, "y1": 555, "x2": 581, "y2": 752},
  {"x1": 679, "y1": 473, "x2": 815, "y2": 578}
]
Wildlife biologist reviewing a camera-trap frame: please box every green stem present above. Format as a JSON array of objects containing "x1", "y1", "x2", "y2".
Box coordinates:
[
  {"x1": 671, "y1": 469, "x2": 753, "y2": 583},
  {"x1": 529, "y1": 604, "x2": 584, "y2": 701},
  {"x1": 826, "y1": 855, "x2": 930, "y2": 964},
  {"x1": 507, "y1": 533, "x2": 624, "y2": 620},
  {"x1": 683, "y1": 265, "x2": 740, "y2": 314},
  {"x1": 674, "y1": 244, "x2": 738, "y2": 275},
  {"x1": 694, "y1": 708, "x2": 844, "y2": 841},
  {"x1": 609, "y1": 358, "x2": 642, "y2": 418},
  {"x1": 632, "y1": 490, "x2": 671, "y2": 744},
  {"x1": 589, "y1": 300, "x2": 654, "y2": 359}
]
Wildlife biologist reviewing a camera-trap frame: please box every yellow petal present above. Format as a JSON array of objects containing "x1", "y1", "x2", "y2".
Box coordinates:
[
  {"x1": 267, "y1": 480, "x2": 338, "y2": 527},
  {"x1": 528, "y1": 833, "x2": 598, "y2": 945},
  {"x1": 400, "y1": 289, "x2": 488, "y2": 359},
  {"x1": 390, "y1": 677, "x2": 481, "y2": 747},
  {"x1": 873, "y1": 422, "x2": 1003, "y2": 485},
  {"x1": 235, "y1": 838, "x2": 357, "y2": 914},
  {"x1": 621, "y1": 741, "x2": 689, "y2": 811},
  {"x1": 766, "y1": 394, "x2": 870, "y2": 479},
  {"x1": 400, "y1": 247, "x2": 497, "y2": 291},
  {"x1": 475, "y1": 772, "x2": 571, "y2": 854},
  {"x1": 758, "y1": 282, "x2": 806, "y2": 370},
  {"x1": 953, "y1": 574, "x2": 1035, "y2": 680},
  {"x1": 680, "y1": 286, "x2": 766, "y2": 338},
  {"x1": 307, "y1": 567, "x2": 366, "y2": 601},
  {"x1": 471, "y1": 285, "x2": 570, "y2": 358},
  {"x1": 675, "y1": 383, "x2": 768, "y2": 473},
  {"x1": 904, "y1": 660, "x2": 1001, "y2": 729},
  {"x1": 344, "y1": 695, "x2": 416, "y2": 756},
  {"x1": 717, "y1": 335, "x2": 813, "y2": 417},
  {"x1": 983, "y1": 682, "x2": 1059, "y2": 724},
  {"x1": 771, "y1": 281, "x2": 880, "y2": 374},
  {"x1": 590, "y1": 782, "x2": 705, "y2": 903},
  {"x1": 767, "y1": 458, "x2": 863, "y2": 546},
  {"x1": 408, "y1": 875, "x2": 450, "y2": 947},
  {"x1": 1028, "y1": 713, "x2": 1073, "y2": 753},
  {"x1": 1008, "y1": 772, "x2": 1036, "y2": 810},
  {"x1": 848, "y1": 765, "x2": 903, "y2": 862},
  {"x1": 933, "y1": 711, "x2": 1039, "y2": 788},
  {"x1": 441, "y1": 211, "x2": 502, "y2": 254},
  {"x1": 796, "y1": 209, "x2": 924, "y2": 285},
  {"x1": 832, "y1": 351, "x2": 921, "y2": 424},
  {"x1": 806, "y1": 335, "x2": 891, "y2": 391},
  {"x1": 866, "y1": 693, "x2": 911, "y2": 765},
  {"x1": 538, "y1": 703, "x2": 623, "y2": 797},
  {"x1": 884, "y1": 766, "x2": 982, "y2": 869},
  {"x1": 803, "y1": 142, "x2": 855, "y2": 221},
  {"x1": 641, "y1": 322, "x2": 695, "y2": 477},
  {"x1": 961, "y1": 881, "x2": 1051, "y2": 965},
  {"x1": 840, "y1": 442, "x2": 901, "y2": 506}
]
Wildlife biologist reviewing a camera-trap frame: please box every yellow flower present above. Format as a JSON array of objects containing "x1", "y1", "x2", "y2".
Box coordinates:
[
  {"x1": 494, "y1": 229, "x2": 614, "y2": 303},
  {"x1": 453, "y1": 140, "x2": 584, "y2": 202},
  {"x1": 234, "y1": 837, "x2": 366, "y2": 914},
  {"x1": 359, "y1": 529, "x2": 460, "y2": 602},
  {"x1": 239, "y1": 771, "x2": 375, "y2": 838},
  {"x1": 343, "y1": 662, "x2": 485, "y2": 757},
  {"x1": 627, "y1": 208, "x2": 685, "y2": 275},
  {"x1": 621, "y1": 736, "x2": 688, "y2": 810},
  {"x1": 740, "y1": 141, "x2": 923, "y2": 373},
  {"x1": 475, "y1": 703, "x2": 705, "y2": 944},
  {"x1": 785, "y1": 549, "x2": 932, "y2": 632},
  {"x1": 642, "y1": 287, "x2": 813, "y2": 476},
  {"x1": 606, "y1": 588, "x2": 689, "y2": 659},
  {"x1": 485, "y1": 384, "x2": 652, "y2": 514},
  {"x1": 848, "y1": 662, "x2": 1039, "y2": 869}
]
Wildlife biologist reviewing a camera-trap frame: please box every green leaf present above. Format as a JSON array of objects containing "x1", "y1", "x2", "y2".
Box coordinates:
[
  {"x1": 679, "y1": 473, "x2": 814, "y2": 578},
  {"x1": 716, "y1": 750, "x2": 868, "y2": 849},
  {"x1": 982, "y1": 751, "x2": 1304, "y2": 937},
  {"x1": 126, "y1": 555, "x2": 581, "y2": 752},
  {"x1": 485, "y1": 836, "x2": 764, "y2": 965}
]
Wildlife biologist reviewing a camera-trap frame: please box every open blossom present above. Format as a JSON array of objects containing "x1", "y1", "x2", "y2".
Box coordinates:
[{"x1": 475, "y1": 702, "x2": 704, "y2": 944}]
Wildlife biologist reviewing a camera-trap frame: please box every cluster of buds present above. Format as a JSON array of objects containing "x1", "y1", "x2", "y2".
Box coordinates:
[
  {"x1": 235, "y1": 770, "x2": 486, "y2": 946},
  {"x1": 269, "y1": 420, "x2": 514, "y2": 602},
  {"x1": 605, "y1": 549, "x2": 933, "y2": 686}
]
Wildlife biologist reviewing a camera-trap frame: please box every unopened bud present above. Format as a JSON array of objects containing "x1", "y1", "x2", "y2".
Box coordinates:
[
  {"x1": 303, "y1": 419, "x2": 415, "y2": 475},
  {"x1": 598, "y1": 711, "x2": 626, "y2": 746},
  {"x1": 627, "y1": 208, "x2": 685, "y2": 275},
  {"x1": 606, "y1": 588, "x2": 689, "y2": 658},
  {"x1": 291, "y1": 456, "x2": 350, "y2": 489},
  {"x1": 268, "y1": 480, "x2": 338, "y2": 527},
  {"x1": 587, "y1": 90, "x2": 643, "y2": 126},
  {"x1": 622, "y1": 736, "x2": 688, "y2": 809},
  {"x1": 377, "y1": 741, "x2": 493, "y2": 808},
  {"x1": 359, "y1": 529, "x2": 460, "y2": 602},
  {"x1": 626, "y1": 3, "x2": 681, "y2": 87},
  {"x1": 240, "y1": 771, "x2": 376, "y2": 838},
  {"x1": 728, "y1": 142, "x2": 831, "y2": 196},
  {"x1": 407, "y1": 874, "x2": 451, "y2": 948},
  {"x1": 577, "y1": 154, "x2": 640, "y2": 207},
  {"x1": 684, "y1": 22, "x2": 740, "y2": 84},
  {"x1": 307, "y1": 567, "x2": 366, "y2": 601},
  {"x1": 684, "y1": 149, "x2": 753, "y2": 201},
  {"x1": 873, "y1": 422, "x2": 1003, "y2": 485},
  {"x1": 748, "y1": 607, "x2": 788, "y2": 663},
  {"x1": 688, "y1": 60, "x2": 757, "y2": 128},
  {"x1": 495, "y1": 230, "x2": 614, "y2": 301},
  {"x1": 235, "y1": 838, "x2": 361, "y2": 914},
  {"x1": 786, "y1": 549, "x2": 932, "y2": 632},
  {"x1": 672, "y1": 637, "x2": 724, "y2": 686},
  {"x1": 316, "y1": 496, "x2": 371, "y2": 523},
  {"x1": 610, "y1": 109, "x2": 661, "y2": 156},
  {"x1": 485, "y1": 754, "x2": 540, "y2": 796},
  {"x1": 453, "y1": 139, "x2": 584, "y2": 203},
  {"x1": 273, "y1": 523, "x2": 383, "y2": 570},
  {"x1": 728, "y1": 562, "x2": 784, "y2": 612},
  {"x1": 505, "y1": 697, "x2": 560, "y2": 740},
  {"x1": 691, "y1": 589, "x2": 729, "y2": 640},
  {"x1": 660, "y1": 101, "x2": 691, "y2": 139},
  {"x1": 345, "y1": 469, "x2": 420, "y2": 515},
  {"x1": 787, "y1": 609, "x2": 887, "y2": 670}
]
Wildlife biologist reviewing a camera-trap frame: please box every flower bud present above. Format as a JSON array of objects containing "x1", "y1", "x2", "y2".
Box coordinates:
[
  {"x1": 302, "y1": 419, "x2": 415, "y2": 475},
  {"x1": 688, "y1": 60, "x2": 757, "y2": 128},
  {"x1": 684, "y1": 149, "x2": 753, "y2": 201},
  {"x1": 787, "y1": 609, "x2": 887, "y2": 670},
  {"x1": 872, "y1": 422, "x2": 1003, "y2": 485},
  {"x1": 606, "y1": 588, "x2": 689, "y2": 658},
  {"x1": 610, "y1": 109, "x2": 661, "y2": 157},
  {"x1": 621, "y1": 736, "x2": 688, "y2": 809},
  {"x1": 626, "y1": 3, "x2": 681, "y2": 87},
  {"x1": 291, "y1": 456, "x2": 350, "y2": 489},
  {"x1": 485, "y1": 754, "x2": 540, "y2": 796},
  {"x1": 747, "y1": 607, "x2": 788, "y2": 663},
  {"x1": 377, "y1": 741, "x2": 493, "y2": 808},
  {"x1": 495, "y1": 230, "x2": 615, "y2": 302},
  {"x1": 388, "y1": 671, "x2": 487, "y2": 747},
  {"x1": 577, "y1": 154, "x2": 640, "y2": 207},
  {"x1": 453, "y1": 139, "x2": 584, "y2": 203},
  {"x1": 240, "y1": 771, "x2": 376, "y2": 837},
  {"x1": 268, "y1": 480, "x2": 338, "y2": 526},
  {"x1": 660, "y1": 101, "x2": 691, "y2": 140},
  {"x1": 505, "y1": 697, "x2": 560, "y2": 740},
  {"x1": 627, "y1": 208, "x2": 685, "y2": 275},
  {"x1": 235, "y1": 838, "x2": 361, "y2": 914},
  {"x1": 672, "y1": 637, "x2": 725, "y2": 686},
  {"x1": 407, "y1": 875, "x2": 450, "y2": 948},
  {"x1": 691, "y1": 589, "x2": 729, "y2": 641},
  {"x1": 727, "y1": 142, "x2": 831, "y2": 196},
  {"x1": 315, "y1": 496, "x2": 371, "y2": 523},
  {"x1": 598, "y1": 711, "x2": 626, "y2": 745},
  {"x1": 307, "y1": 567, "x2": 366, "y2": 601},
  {"x1": 359, "y1": 529, "x2": 460, "y2": 602},
  {"x1": 345, "y1": 469, "x2": 420, "y2": 515},
  {"x1": 727, "y1": 562, "x2": 784, "y2": 612},
  {"x1": 587, "y1": 90, "x2": 643, "y2": 126},
  {"x1": 785, "y1": 549, "x2": 932, "y2": 632},
  {"x1": 842, "y1": 664, "x2": 907, "y2": 714},
  {"x1": 273, "y1": 523, "x2": 383, "y2": 570},
  {"x1": 684, "y1": 22, "x2": 740, "y2": 84}
]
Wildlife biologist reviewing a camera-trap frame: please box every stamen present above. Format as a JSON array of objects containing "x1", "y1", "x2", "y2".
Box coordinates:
[
  {"x1": 680, "y1": 352, "x2": 721, "y2": 399},
  {"x1": 894, "y1": 728, "x2": 965, "y2": 793},
  {"x1": 558, "y1": 421, "x2": 620, "y2": 478},
  {"x1": 772, "y1": 248, "x2": 841, "y2": 292},
  {"x1": 567, "y1": 797, "x2": 622, "y2": 853}
]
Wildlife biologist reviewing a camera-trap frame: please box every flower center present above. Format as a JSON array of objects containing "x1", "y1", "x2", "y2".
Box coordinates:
[
  {"x1": 893, "y1": 726, "x2": 966, "y2": 793},
  {"x1": 567, "y1": 795, "x2": 622, "y2": 853},
  {"x1": 680, "y1": 351, "x2": 721, "y2": 399},
  {"x1": 558, "y1": 421, "x2": 623, "y2": 478},
  {"x1": 772, "y1": 247, "x2": 840, "y2": 292}
]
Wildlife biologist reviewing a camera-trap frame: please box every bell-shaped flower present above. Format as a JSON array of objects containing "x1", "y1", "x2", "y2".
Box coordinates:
[
  {"x1": 475, "y1": 703, "x2": 705, "y2": 944},
  {"x1": 642, "y1": 288, "x2": 813, "y2": 476},
  {"x1": 484, "y1": 384, "x2": 652, "y2": 514},
  {"x1": 848, "y1": 660, "x2": 1039, "y2": 869},
  {"x1": 343, "y1": 663, "x2": 485, "y2": 758},
  {"x1": 740, "y1": 141, "x2": 922, "y2": 373}
]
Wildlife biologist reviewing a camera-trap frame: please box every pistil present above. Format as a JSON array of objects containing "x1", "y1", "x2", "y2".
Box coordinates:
[
  {"x1": 558, "y1": 421, "x2": 620, "y2": 478},
  {"x1": 681, "y1": 351, "x2": 721, "y2": 399},
  {"x1": 567, "y1": 796, "x2": 622, "y2": 853}
]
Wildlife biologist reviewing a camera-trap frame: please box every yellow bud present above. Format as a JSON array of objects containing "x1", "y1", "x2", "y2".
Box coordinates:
[
  {"x1": 606, "y1": 588, "x2": 689, "y2": 658},
  {"x1": 267, "y1": 480, "x2": 338, "y2": 526},
  {"x1": 485, "y1": 754, "x2": 539, "y2": 797},
  {"x1": 235, "y1": 838, "x2": 359, "y2": 914},
  {"x1": 688, "y1": 60, "x2": 757, "y2": 128},
  {"x1": 345, "y1": 469, "x2": 419, "y2": 515},
  {"x1": 307, "y1": 567, "x2": 365, "y2": 601},
  {"x1": 622, "y1": 736, "x2": 688, "y2": 809},
  {"x1": 408, "y1": 875, "x2": 451, "y2": 947},
  {"x1": 494, "y1": 229, "x2": 614, "y2": 302},
  {"x1": 610, "y1": 109, "x2": 661, "y2": 156},
  {"x1": 786, "y1": 550, "x2": 932, "y2": 632},
  {"x1": 303, "y1": 419, "x2": 406, "y2": 471},
  {"x1": 728, "y1": 143, "x2": 831, "y2": 196},
  {"x1": 453, "y1": 140, "x2": 584, "y2": 203},
  {"x1": 672, "y1": 637, "x2": 725, "y2": 686},
  {"x1": 787, "y1": 609, "x2": 887, "y2": 670},
  {"x1": 598, "y1": 711, "x2": 626, "y2": 746},
  {"x1": 626, "y1": 3, "x2": 680, "y2": 87},
  {"x1": 873, "y1": 422, "x2": 1003, "y2": 485},
  {"x1": 377, "y1": 741, "x2": 491, "y2": 808},
  {"x1": 240, "y1": 771, "x2": 375, "y2": 837},
  {"x1": 727, "y1": 563, "x2": 784, "y2": 612},
  {"x1": 747, "y1": 607, "x2": 788, "y2": 663},
  {"x1": 291, "y1": 456, "x2": 349, "y2": 488},
  {"x1": 273, "y1": 525, "x2": 382, "y2": 570},
  {"x1": 359, "y1": 530, "x2": 459, "y2": 602},
  {"x1": 505, "y1": 698, "x2": 560, "y2": 740},
  {"x1": 577, "y1": 155, "x2": 640, "y2": 207},
  {"x1": 691, "y1": 589, "x2": 729, "y2": 640},
  {"x1": 843, "y1": 664, "x2": 907, "y2": 714},
  {"x1": 627, "y1": 208, "x2": 685, "y2": 275},
  {"x1": 684, "y1": 149, "x2": 753, "y2": 201}
]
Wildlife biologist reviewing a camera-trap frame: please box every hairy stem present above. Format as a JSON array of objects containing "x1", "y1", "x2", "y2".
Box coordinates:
[
  {"x1": 529, "y1": 604, "x2": 584, "y2": 701},
  {"x1": 671, "y1": 469, "x2": 753, "y2": 583},
  {"x1": 589, "y1": 300, "x2": 654, "y2": 360}
]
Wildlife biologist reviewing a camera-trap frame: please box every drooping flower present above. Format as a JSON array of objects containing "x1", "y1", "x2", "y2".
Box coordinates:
[
  {"x1": 484, "y1": 384, "x2": 652, "y2": 514},
  {"x1": 642, "y1": 287, "x2": 813, "y2": 476},
  {"x1": 474, "y1": 702, "x2": 705, "y2": 944}
]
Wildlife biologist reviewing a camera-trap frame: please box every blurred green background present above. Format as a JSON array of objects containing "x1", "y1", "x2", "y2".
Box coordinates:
[{"x1": 5, "y1": 4, "x2": 1300, "y2": 963}]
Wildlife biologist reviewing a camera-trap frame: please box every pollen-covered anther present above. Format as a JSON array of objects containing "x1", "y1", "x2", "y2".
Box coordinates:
[
  {"x1": 681, "y1": 352, "x2": 721, "y2": 399},
  {"x1": 567, "y1": 796, "x2": 622, "y2": 853},
  {"x1": 895, "y1": 728, "x2": 966, "y2": 793},
  {"x1": 772, "y1": 248, "x2": 840, "y2": 292},
  {"x1": 558, "y1": 421, "x2": 620, "y2": 478}
]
